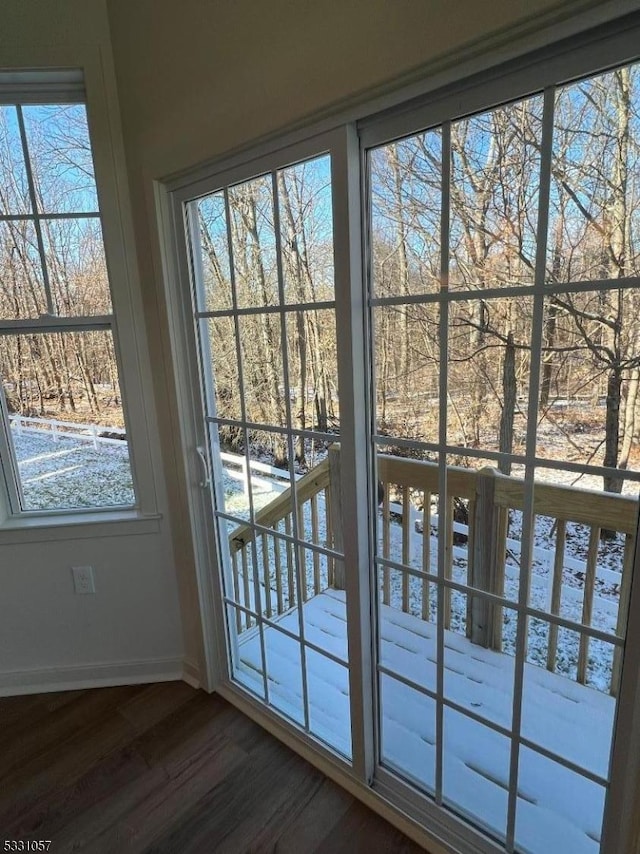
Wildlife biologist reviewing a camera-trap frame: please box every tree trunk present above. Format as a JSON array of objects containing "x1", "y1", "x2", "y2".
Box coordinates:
[
  {"x1": 603, "y1": 368, "x2": 623, "y2": 494},
  {"x1": 499, "y1": 332, "x2": 516, "y2": 475},
  {"x1": 619, "y1": 364, "x2": 639, "y2": 472},
  {"x1": 389, "y1": 145, "x2": 411, "y2": 401}
]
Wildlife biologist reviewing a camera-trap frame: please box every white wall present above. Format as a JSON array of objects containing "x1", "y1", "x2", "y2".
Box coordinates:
[
  {"x1": 0, "y1": 531, "x2": 184, "y2": 692},
  {"x1": 0, "y1": 0, "x2": 189, "y2": 695}
]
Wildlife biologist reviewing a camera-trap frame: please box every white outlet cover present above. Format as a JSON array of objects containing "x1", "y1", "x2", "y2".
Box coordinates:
[{"x1": 71, "y1": 565, "x2": 95, "y2": 594}]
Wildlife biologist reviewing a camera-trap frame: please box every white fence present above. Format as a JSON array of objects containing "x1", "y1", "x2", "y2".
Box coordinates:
[
  {"x1": 9, "y1": 414, "x2": 126, "y2": 450},
  {"x1": 219, "y1": 450, "x2": 295, "y2": 496}
]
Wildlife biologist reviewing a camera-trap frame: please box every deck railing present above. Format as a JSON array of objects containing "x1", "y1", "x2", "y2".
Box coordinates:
[
  {"x1": 227, "y1": 448, "x2": 345, "y2": 631},
  {"x1": 227, "y1": 444, "x2": 637, "y2": 695}
]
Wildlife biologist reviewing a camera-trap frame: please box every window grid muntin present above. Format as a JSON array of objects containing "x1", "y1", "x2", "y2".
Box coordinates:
[
  {"x1": 206, "y1": 416, "x2": 338, "y2": 444},
  {"x1": 271, "y1": 166, "x2": 313, "y2": 733},
  {"x1": 222, "y1": 184, "x2": 270, "y2": 706},
  {"x1": 369, "y1": 274, "x2": 640, "y2": 309},
  {"x1": 373, "y1": 435, "x2": 640, "y2": 484},
  {"x1": 367, "y1": 64, "x2": 637, "y2": 849},
  {"x1": 434, "y1": 119, "x2": 452, "y2": 805},
  {"x1": 503, "y1": 84, "x2": 555, "y2": 850},
  {"x1": 374, "y1": 556, "x2": 625, "y2": 645}
]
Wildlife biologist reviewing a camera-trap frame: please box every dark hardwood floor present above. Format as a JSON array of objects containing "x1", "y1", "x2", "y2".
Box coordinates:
[{"x1": 0, "y1": 682, "x2": 426, "y2": 853}]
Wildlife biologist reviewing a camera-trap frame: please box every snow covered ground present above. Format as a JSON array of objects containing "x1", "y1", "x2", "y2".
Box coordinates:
[
  {"x1": 237, "y1": 590, "x2": 611, "y2": 854},
  {"x1": 11, "y1": 427, "x2": 134, "y2": 510}
]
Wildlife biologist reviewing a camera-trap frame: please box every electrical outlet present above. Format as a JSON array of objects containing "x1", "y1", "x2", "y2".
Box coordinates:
[{"x1": 72, "y1": 565, "x2": 95, "y2": 595}]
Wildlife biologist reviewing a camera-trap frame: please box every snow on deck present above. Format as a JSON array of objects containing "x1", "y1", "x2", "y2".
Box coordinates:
[{"x1": 238, "y1": 590, "x2": 613, "y2": 854}]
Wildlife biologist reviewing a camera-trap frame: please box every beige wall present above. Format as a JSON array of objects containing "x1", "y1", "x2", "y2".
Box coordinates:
[{"x1": 106, "y1": 0, "x2": 614, "y2": 178}]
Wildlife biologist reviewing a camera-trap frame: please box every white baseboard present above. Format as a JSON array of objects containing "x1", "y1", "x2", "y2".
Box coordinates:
[
  {"x1": 0, "y1": 657, "x2": 187, "y2": 697},
  {"x1": 182, "y1": 658, "x2": 201, "y2": 689}
]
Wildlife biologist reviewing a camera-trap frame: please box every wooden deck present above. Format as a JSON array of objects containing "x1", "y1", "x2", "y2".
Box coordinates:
[
  {"x1": 0, "y1": 682, "x2": 426, "y2": 853},
  {"x1": 238, "y1": 591, "x2": 615, "y2": 854}
]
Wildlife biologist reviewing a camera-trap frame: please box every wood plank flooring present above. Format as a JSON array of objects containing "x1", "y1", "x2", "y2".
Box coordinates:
[{"x1": 0, "y1": 682, "x2": 426, "y2": 853}]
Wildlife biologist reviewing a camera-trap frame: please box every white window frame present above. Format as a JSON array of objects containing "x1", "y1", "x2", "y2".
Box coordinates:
[
  {"x1": 0, "y1": 48, "x2": 161, "y2": 540},
  {"x1": 158, "y1": 11, "x2": 640, "y2": 854}
]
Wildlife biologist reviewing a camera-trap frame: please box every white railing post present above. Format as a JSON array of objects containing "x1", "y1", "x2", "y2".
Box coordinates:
[{"x1": 242, "y1": 455, "x2": 249, "y2": 496}]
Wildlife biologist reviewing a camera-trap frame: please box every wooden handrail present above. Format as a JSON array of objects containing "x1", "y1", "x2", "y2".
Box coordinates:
[
  {"x1": 229, "y1": 457, "x2": 330, "y2": 553},
  {"x1": 377, "y1": 453, "x2": 637, "y2": 533}
]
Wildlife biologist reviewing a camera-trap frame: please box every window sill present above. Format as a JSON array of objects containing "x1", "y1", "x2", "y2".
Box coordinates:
[{"x1": 0, "y1": 509, "x2": 163, "y2": 545}]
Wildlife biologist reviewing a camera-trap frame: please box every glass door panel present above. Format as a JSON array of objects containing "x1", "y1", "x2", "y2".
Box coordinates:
[
  {"x1": 367, "y1": 60, "x2": 640, "y2": 853},
  {"x1": 185, "y1": 151, "x2": 352, "y2": 759}
]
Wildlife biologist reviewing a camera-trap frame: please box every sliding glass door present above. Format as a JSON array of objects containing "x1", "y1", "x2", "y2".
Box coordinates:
[
  {"x1": 166, "y1": 27, "x2": 640, "y2": 854},
  {"x1": 364, "y1": 56, "x2": 640, "y2": 854}
]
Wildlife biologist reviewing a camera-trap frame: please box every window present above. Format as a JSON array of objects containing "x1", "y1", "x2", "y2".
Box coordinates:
[{"x1": 0, "y1": 86, "x2": 136, "y2": 517}]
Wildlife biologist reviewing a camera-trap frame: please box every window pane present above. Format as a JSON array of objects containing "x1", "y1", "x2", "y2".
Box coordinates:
[
  {"x1": 237, "y1": 313, "x2": 287, "y2": 429},
  {"x1": 0, "y1": 220, "x2": 47, "y2": 319},
  {"x1": 306, "y1": 648, "x2": 351, "y2": 757},
  {"x1": 549, "y1": 64, "x2": 640, "y2": 283},
  {"x1": 450, "y1": 96, "x2": 542, "y2": 290},
  {"x1": 277, "y1": 155, "x2": 334, "y2": 304},
  {"x1": 370, "y1": 130, "x2": 442, "y2": 298},
  {"x1": 0, "y1": 330, "x2": 135, "y2": 511},
  {"x1": 443, "y1": 706, "x2": 510, "y2": 841},
  {"x1": 0, "y1": 107, "x2": 30, "y2": 215},
  {"x1": 537, "y1": 290, "x2": 640, "y2": 480},
  {"x1": 447, "y1": 296, "x2": 533, "y2": 451},
  {"x1": 42, "y1": 217, "x2": 112, "y2": 315},
  {"x1": 228, "y1": 603, "x2": 265, "y2": 698},
  {"x1": 522, "y1": 626, "x2": 616, "y2": 779},
  {"x1": 264, "y1": 626, "x2": 305, "y2": 726},
  {"x1": 22, "y1": 104, "x2": 99, "y2": 214},
  {"x1": 516, "y1": 747, "x2": 606, "y2": 854},
  {"x1": 193, "y1": 191, "x2": 233, "y2": 312},
  {"x1": 284, "y1": 308, "x2": 339, "y2": 437},
  {"x1": 379, "y1": 672, "x2": 437, "y2": 792},
  {"x1": 372, "y1": 302, "x2": 440, "y2": 445},
  {"x1": 202, "y1": 316, "x2": 242, "y2": 422},
  {"x1": 228, "y1": 174, "x2": 278, "y2": 310}
]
